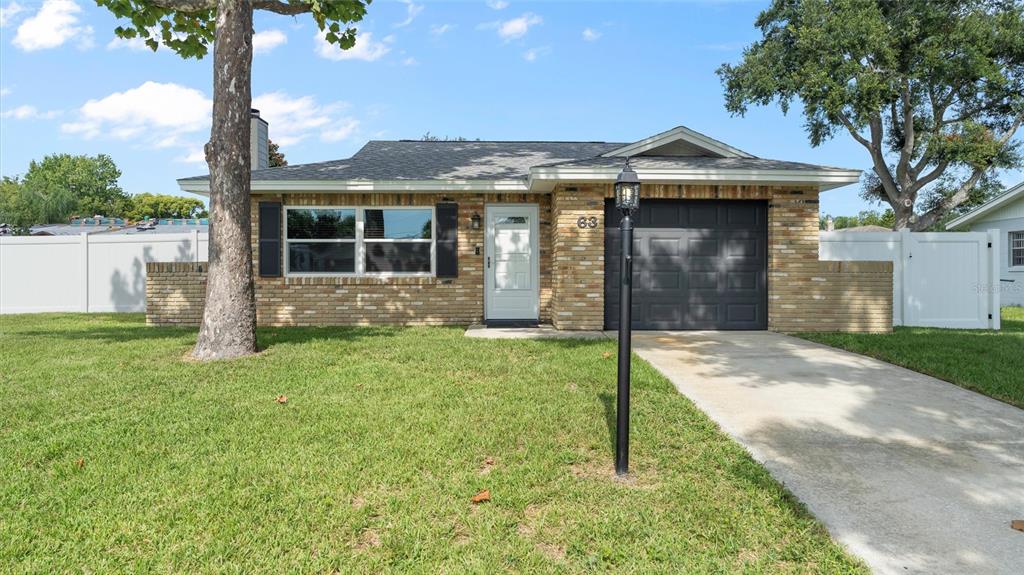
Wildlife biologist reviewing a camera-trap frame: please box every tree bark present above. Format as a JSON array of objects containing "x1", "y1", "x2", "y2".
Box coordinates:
[{"x1": 192, "y1": 0, "x2": 257, "y2": 360}]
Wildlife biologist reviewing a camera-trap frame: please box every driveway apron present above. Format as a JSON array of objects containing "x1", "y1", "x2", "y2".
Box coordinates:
[{"x1": 631, "y1": 331, "x2": 1024, "y2": 575}]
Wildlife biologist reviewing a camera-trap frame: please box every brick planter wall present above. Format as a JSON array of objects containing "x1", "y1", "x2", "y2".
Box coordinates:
[{"x1": 145, "y1": 262, "x2": 207, "y2": 325}]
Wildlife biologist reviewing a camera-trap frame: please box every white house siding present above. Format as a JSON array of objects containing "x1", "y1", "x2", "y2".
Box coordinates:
[{"x1": 968, "y1": 212, "x2": 1024, "y2": 307}]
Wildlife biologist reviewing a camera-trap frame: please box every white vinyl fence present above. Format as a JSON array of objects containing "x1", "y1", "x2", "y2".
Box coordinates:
[
  {"x1": 0, "y1": 232, "x2": 208, "y2": 314},
  {"x1": 820, "y1": 230, "x2": 1001, "y2": 329}
]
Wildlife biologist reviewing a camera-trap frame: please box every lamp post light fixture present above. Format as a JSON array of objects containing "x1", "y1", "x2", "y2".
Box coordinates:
[
  {"x1": 470, "y1": 213, "x2": 482, "y2": 230},
  {"x1": 613, "y1": 160, "x2": 640, "y2": 476}
]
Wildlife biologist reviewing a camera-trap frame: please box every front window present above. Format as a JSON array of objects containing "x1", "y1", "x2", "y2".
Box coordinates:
[
  {"x1": 1011, "y1": 230, "x2": 1024, "y2": 268},
  {"x1": 284, "y1": 207, "x2": 434, "y2": 276},
  {"x1": 364, "y1": 208, "x2": 433, "y2": 273}
]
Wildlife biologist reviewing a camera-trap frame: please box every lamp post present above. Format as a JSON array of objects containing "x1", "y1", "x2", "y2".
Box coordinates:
[{"x1": 613, "y1": 160, "x2": 640, "y2": 476}]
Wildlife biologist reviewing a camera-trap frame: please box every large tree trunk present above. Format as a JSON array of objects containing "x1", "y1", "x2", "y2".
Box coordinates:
[
  {"x1": 192, "y1": 0, "x2": 257, "y2": 361},
  {"x1": 892, "y1": 199, "x2": 916, "y2": 231}
]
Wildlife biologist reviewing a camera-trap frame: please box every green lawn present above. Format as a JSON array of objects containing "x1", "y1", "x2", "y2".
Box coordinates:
[
  {"x1": 798, "y1": 307, "x2": 1024, "y2": 409},
  {"x1": 0, "y1": 314, "x2": 863, "y2": 574}
]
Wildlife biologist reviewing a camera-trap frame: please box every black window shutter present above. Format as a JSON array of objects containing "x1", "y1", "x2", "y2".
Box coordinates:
[
  {"x1": 258, "y1": 202, "x2": 282, "y2": 277},
  {"x1": 435, "y1": 203, "x2": 458, "y2": 278}
]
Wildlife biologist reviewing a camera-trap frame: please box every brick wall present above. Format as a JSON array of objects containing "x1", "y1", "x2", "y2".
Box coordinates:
[
  {"x1": 767, "y1": 192, "x2": 892, "y2": 332},
  {"x1": 146, "y1": 184, "x2": 892, "y2": 332},
  {"x1": 246, "y1": 192, "x2": 550, "y2": 327},
  {"x1": 770, "y1": 261, "x2": 893, "y2": 332},
  {"x1": 551, "y1": 185, "x2": 606, "y2": 330},
  {"x1": 145, "y1": 262, "x2": 207, "y2": 325},
  {"x1": 147, "y1": 193, "x2": 553, "y2": 327}
]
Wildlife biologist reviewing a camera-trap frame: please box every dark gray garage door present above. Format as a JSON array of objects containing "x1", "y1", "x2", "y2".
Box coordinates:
[{"x1": 605, "y1": 199, "x2": 768, "y2": 330}]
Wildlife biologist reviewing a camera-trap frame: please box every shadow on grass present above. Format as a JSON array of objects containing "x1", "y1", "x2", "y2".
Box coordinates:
[{"x1": 598, "y1": 392, "x2": 616, "y2": 453}]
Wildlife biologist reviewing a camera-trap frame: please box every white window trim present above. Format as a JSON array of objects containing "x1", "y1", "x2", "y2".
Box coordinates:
[
  {"x1": 283, "y1": 205, "x2": 436, "y2": 278},
  {"x1": 1010, "y1": 230, "x2": 1024, "y2": 271}
]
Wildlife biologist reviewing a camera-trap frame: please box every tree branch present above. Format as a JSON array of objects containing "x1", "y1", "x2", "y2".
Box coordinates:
[
  {"x1": 253, "y1": 0, "x2": 312, "y2": 15},
  {"x1": 867, "y1": 114, "x2": 901, "y2": 204},
  {"x1": 912, "y1": 167, "x2": 985, "y2": 231},
  {"x1": 895, "y1": 79, "x2": 915, "y2": 190},
  {"x1": 906, "y1": 159, "x2": 949, "y2": 195},
  {"x1": 837, "y1": 113, "x2": 871, "y2": 149},
  {"x1": 910, "y1": 113, "x2": 1023, "y2": 230},
  {"x1": 145, "y1": 0, "x2": 314, "y2": 15},
  {"x1": 147, "y1": 0, "x2": 216, "y2": 11}
]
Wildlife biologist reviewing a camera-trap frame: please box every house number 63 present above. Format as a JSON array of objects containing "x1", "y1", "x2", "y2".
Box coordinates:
[{"x1": 576, "y1": 216, "x2": 598, "y2": 229}]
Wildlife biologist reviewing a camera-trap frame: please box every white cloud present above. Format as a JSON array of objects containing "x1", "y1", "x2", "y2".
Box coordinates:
[
  {"x1": 253, "y1": 29, "x2": 287, "y2": 53},
  {"x1": 107, "y1": 35, "x2": 150, "y2": 51},
  {"x1": 522, "y1": 46, "x2": 549, "y2": 62},
  {"x1": 0, "y1": 87, "x2": 10, "y2": 97},
  {"x1": 321, "y1": 118, "x2": 360, "y2": 143},
  {"x1": 1, "y1": 104, "x2": 61, "y2": 120},
  {"x1": 486, "y1": 0, "x2": 509, "y2": 9},
  {"x1": 61, "y1": 82, "x2": 211, "y2": 149},
  {"x1": 176, "y1": 148, "x2": 206, "y2": 165},
  {"x1": 252, "y1": 91, "x2": 357, "y2": 146},
  {"x1": 430, "y1": 23, "x2": 454, "y2": 36},
  {"x1": 402, "y1": 56, "x2": 418, "y2": 66},
  {"x1": 13, "y1": 0, "x2": 94, "y2": 52},
  {"x1": 394, "y1": 0, "x2": 422, "y2": 28},
  {"x1": 315, "y1": 31, "x2": 392, "y2": 62},
  {"x1": 494, "y1": 12, "x2": 541, "y2": 41},
  {"x1": 60, "y1": 82, "x2": 358, "y2": 161},
  {"x1": 582, "y1": 27, "x2": 601, "y2": 42},
  {"x1": 0, "y1": 1, "x2": 24, "y2": 27}
]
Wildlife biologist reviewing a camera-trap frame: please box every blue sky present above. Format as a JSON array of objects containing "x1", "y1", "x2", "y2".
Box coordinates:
[{"x1": 1, "y1": 0, "x2": 1021, "y2": 217}]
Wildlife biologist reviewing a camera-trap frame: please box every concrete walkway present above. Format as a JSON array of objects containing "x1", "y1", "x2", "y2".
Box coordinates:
[
  {"x1": 464, "y1": 324, "x2": 607, "y2": 340},
  {"x1": 632, "y1": 331, "x2": 1024, "y2": 575}
]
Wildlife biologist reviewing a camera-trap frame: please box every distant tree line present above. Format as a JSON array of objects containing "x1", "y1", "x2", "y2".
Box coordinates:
[
  {"x1": 819, "y1": 209, "x2": 896, "y2": 231},
  {"x1": 0, "y1": 154, "x2": 207, "y2": 234}
]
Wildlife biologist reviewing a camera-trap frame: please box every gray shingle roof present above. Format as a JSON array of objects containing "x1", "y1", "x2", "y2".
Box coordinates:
[
  {"x1": 180, "y1": 140, "x2": 625, "y2": 182},
  {"x1": 535, "y1": 155, "x2": 853, "y2": 172}
]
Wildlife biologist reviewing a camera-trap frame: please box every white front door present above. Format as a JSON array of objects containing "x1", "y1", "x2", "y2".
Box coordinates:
[{"x1": 485, "y1": 204, "x2": 540, "y2": 321}]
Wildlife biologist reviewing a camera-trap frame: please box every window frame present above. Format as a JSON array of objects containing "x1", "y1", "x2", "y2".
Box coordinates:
[
  {"x1": 1010, "y1": 230, "x2": 1024, "y2": 271},
  {"x1": 283, "y1": 205, "x2": 436, "y2": 278}
]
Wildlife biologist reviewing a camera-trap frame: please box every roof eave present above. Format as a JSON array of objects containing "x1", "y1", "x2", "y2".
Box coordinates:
[
  {"x1": 945, "y1": 182, "x2": 1024, "y2": 230},
  {"x1": 178, "y1": 178, "x2": 531, "y2": 194},
  {"x1": 179, "y1": 169, "x2": 863, "y2": 195},
  {"x1": 528, "y1": 167, "x2": 862, "y2": 191}
]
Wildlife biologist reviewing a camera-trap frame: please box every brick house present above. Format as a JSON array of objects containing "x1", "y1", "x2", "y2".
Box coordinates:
[{"x1": 147, "y1": 111, "x2": 892, "y2": 332}]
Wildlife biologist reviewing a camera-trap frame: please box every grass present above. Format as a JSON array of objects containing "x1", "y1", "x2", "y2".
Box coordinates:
[
  {"x1": 797, "y1": 307, "x2": 1024, "y2": 409},
  {"x1": 0, "y1": 314, "x2": 864, "y2": 574}
]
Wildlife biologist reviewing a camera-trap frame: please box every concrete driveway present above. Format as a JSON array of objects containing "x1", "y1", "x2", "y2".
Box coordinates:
[{"x1": 632, "y1": 331, "x2": 1024, "y2": 575}]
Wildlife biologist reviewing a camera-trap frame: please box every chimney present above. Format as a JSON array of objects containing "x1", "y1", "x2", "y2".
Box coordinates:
[
  {"x1": 250, "y1": 108, "x2": 269, "y2": 170},
  {"x1": 825, "y1": 215, "x2": 835, "y2": 232}
]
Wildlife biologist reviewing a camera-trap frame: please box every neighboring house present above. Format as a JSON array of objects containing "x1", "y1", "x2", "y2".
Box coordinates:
[
  {"x1": 147, "y1": 110, "x2": 893, "y2": 332},
  {"x1": 29, "y1": 218, "x2": 209, "y2": 236},
  {"x1": 111, "y1": 219, "x2": 209, "y2": 235},
  {"x1": 946, "y1": 182, "x2": 1024, "y2": 307}
]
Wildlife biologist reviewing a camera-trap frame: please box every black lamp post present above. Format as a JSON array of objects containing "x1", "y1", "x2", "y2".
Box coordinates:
[{"x1": 613, "y1": 160, "x2": 640, "y2": 476}]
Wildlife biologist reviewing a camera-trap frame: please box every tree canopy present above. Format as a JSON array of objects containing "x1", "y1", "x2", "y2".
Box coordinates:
[
  {"x1": 268, "y1": 139, "x2": 287, "y2": 167},
  {"x1": 126, "y1": 193, "x2": 209, "y2": 220},
  {"x1": 97, "y1": 0, "x2": 368, "y2": 59},
  {"x1": 719, "y1": 0, "x2": 1024, "y2": 230},
  {"x1": 820, "y1": 209, "x2": 896, "y2": 230},
  {"x1": 0, "y1": 154, "x2": 130, "y2": 228}
]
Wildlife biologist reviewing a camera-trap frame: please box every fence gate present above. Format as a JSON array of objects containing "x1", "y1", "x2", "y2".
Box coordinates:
[
  {"x1": 819, "y1": 229, "x2": 1000, "y2": 330},
  {"x1": 902, "y1": 231, "x2": 998, "y2": 329}
]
